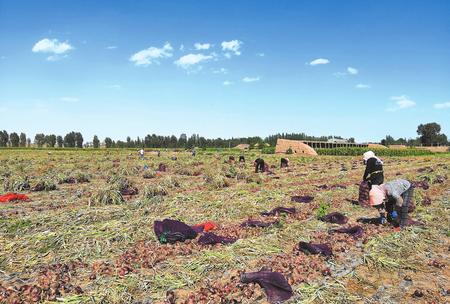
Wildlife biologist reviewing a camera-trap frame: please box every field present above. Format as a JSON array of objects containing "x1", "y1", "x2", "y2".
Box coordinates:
[{"x1": 0, "y1": 149, "x2": 449, "y2": 304}]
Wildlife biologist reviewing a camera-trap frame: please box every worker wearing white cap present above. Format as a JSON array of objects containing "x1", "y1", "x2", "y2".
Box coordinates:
[{"x1": 363, "y1": 151, "x2": 384, "y2": 188}]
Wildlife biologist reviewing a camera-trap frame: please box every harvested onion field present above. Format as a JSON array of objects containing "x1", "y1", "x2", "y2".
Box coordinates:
[{"x1": 0, "y1": 150, "x2": 449, "y2": 304}]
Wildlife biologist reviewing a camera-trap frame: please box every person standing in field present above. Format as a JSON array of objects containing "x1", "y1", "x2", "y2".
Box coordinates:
[
  {"x1": 359, "y1": 151, "x2": 384, "y2": 207},
  {"x1": 139, "y1": 148, "x2": 144, "y2": 159},
  {"x1": 363, "y1": 151, "x2": 384, "y2": 187},
  {"x1": 369, "y1": 179, "x2": 414, "y2": 228}
]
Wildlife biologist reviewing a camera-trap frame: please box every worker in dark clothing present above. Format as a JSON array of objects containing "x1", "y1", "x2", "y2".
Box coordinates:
[
  {"x1": 280, "y1": 158, "x2": 289, "y2": 168},
  {"x1": 363, "y1": 151, "x2": 384, "y2": 187},
  {"x1": 254, "y1": 158, "x2": 265, "y2": 173},
  {"x1": 239, "y1": 156, "x2": 245, "y2": 163},
  {"x1": 369, "y1": 179, "x2": 414, "y2": 228},
  {"x1": 358, "y1": 151, "x2": 384, "y2": 207}
]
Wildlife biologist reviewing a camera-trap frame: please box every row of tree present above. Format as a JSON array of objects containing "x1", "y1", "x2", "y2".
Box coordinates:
[
  {"x1": 1, "y1": 131, "x2": 345, "y2": 149},
  {"x1": 0, "y1": 131, "x2": 29, "y2": 147},
  {"x1": 1, "y1": 122, "x2": 447, "y2": 149},
  {"x1": 381, "y1": 123, "x2": 448, "y2": 147},
  {"x1": 33, "y1": 132, "x2": 85, "y2": 148},
  {"x1": 0, "y1": 131, "x2": 85, "y2": 148}
]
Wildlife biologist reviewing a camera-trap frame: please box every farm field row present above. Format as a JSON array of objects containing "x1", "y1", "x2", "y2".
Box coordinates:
[{"x1": 0, "y1": 150, "x2": 449, "y2": 303}]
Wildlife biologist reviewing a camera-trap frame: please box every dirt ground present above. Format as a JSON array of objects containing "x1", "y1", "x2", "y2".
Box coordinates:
[{"x1": 0, "y1": 150, "x2": 448, "y2": 303}]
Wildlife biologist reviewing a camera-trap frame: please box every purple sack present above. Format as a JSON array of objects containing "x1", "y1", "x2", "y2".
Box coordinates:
[
  {"x1": 330, "y1": 226, "x2": 364, "y2": 239},
  {"x1": 154, "y1": 219, "x2": 198, "y2": 244},
  {"x1": 261, "y1": 207, "x2": 296, "y2": 216},
  {"x1": 358, "y1": 181, "x2": 370, "y2": 208},
  {"x1": 198, "y1": 232, "x2": 236, "y2": 245},
  {"x1": 240, "y1": 270, "x2": 293, "y2": 303},
  {"x1": 291, "y1": 195, "x2": 314, "y2": 203},
  {"x1": 298, "y1": 241, "x2": 332, "y2": 257},
  {"x1": 320, "y1": 212, "x2": 348, "y2": 224}
]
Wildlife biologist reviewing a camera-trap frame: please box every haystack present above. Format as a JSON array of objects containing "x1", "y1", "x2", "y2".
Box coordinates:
[
  {"x1": 275, "y1": 139, "x2": 317, "y2": 156},
  {"x1": 234, "y1": 144, "x2": 250, "y2": 150}
]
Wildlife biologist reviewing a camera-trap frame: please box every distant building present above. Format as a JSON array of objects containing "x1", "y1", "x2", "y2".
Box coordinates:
[{"x1": 327, "y1": 137, "x2": 349, "y2": 144}]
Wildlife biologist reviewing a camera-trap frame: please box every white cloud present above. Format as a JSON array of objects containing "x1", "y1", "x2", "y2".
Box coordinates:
[
  {"x1": 32, "y1": 38, "x2": 73, "y2": 54},
  {"x1": 213, "y1": 68, "x2": 228, "y2": 74},
  {"x1": 223, "y1": 81, "x2": 233, "y2": 86},
  {"x1": 387, "y1": 95, "x2": 416, "y2": 112},
  {"x1": 347, "y1": 67, "x2": 358, "y2": 75},
  {"x1": 174, "y1": 53, "x2": 214, "y2": 68},
  {"x1": 60, "y1": 97, "x2": 79, "y2": 103},
  {"x1": 32, "y1": 38, "x2": 73, "y2": 61},
  {"x1": 194, "y1": 43, "x2": 211, "y2": 50},
  {"x1": 242, "y1": 76, "x2": 260, "y2": 83},
  {"x1": 256, "y1": 53, "x2": 265, "y2": 57},
  {"x1": 433, "y1": 102, "x2": 450, "y2": 109},
  {"x1": 179, "y1": 44, "x2": 185, "y2": 51},
  {"x1": 334, "y1": 66, "x2": 358, "y2": 77},
  {"x1": 106, "y1": 46, "x2": 117, "y2": 50},
  {"x1": 221, "y1": 40, "x2": 242, "y2": 57},
  {"x1": 356, "y1": 84, "x2": 370, "y2": 89},
  {"x1": 129, "y1": 42, "x2": 173, "y2": 66},
  {"x1": 309, "y1": 58, "x2": 330, "y2": 66}
]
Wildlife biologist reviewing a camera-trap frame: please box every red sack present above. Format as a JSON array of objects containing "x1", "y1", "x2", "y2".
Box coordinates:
[
  {"x1": 192, "y1": 221, "x2": 217, "y2": 233},
  {"x1": 0, "y1": 193, "x2": 30, "y2": 203}
]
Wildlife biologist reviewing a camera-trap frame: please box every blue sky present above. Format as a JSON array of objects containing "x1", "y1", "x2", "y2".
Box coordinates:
[{"x1": 0, "y1": 0, "x2": 449, "y2": 143}]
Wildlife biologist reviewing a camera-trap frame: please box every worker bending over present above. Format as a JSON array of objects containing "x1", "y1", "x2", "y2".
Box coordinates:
[
  {"x1": 369, "y1": 179, "x2": 413, "y2": 228},
  {"x1": 254, "y1": 158, "x2": 265, "y2": 173}
]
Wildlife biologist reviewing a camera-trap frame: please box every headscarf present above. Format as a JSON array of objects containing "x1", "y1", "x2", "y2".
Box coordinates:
[
  {"x1": 363, "y1": 150, "x2": 383, "y2": 165},
  {"x1": 369, "y1": 185, "x2": 385, "y2": 206}
]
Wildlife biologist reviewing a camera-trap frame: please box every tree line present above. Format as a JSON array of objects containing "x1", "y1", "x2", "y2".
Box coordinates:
[
  {"x1": 0, "y1": 131, "x2": 348, "y2": 149},
  {"x1": 0, "y1": 122, "x2": 447, "y2": 149},
  {"x1": 0, "y1": 131, "x2": 85, "y2": 148},
  {"x1": 381, "y1": 122, "x2": 448, "y2": 147}
]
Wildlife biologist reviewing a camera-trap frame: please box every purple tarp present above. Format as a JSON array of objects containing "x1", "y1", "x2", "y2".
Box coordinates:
[
  {"x1": 298, "y1": 241, "x2": 332, "y2": 257},
  {"x1": 240, "y1": 269, "x2": 293, "y2": 303},
  {"x1": 154, "y1": 219, "x2": 198, "y2": 244}
]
